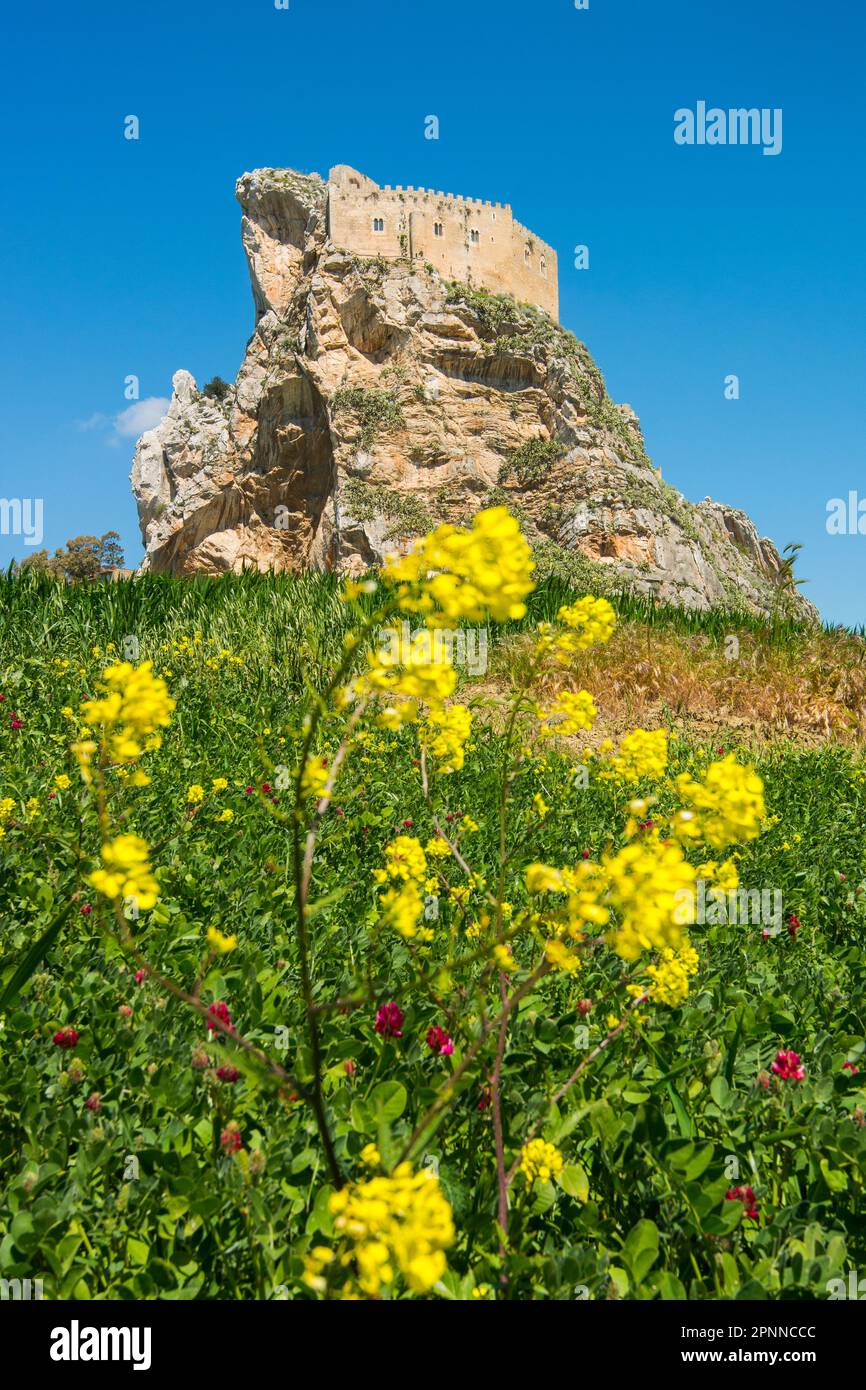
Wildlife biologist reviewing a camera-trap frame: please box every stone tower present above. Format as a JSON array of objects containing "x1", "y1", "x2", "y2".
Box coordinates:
[{"x1": 327, "y1": 165, "x2": 558, "y2": 320}]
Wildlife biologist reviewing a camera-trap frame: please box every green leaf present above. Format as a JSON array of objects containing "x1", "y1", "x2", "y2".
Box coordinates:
[
  {"x1": 820, "y1": 1158, "x2": 848, "y2": 1192},
  {"x1": 623, "y1": 1218, "x2": 659, "y2": 1285},
  {"x1": 710, "y1": 1075, "x2": 731, "y2": 1109},
  {"x1": 667, "y1": 1082, "x2": 692, "y2": 1138},
  {"x1": 370, "y1": 1081, "x2": 407, "y2": 1123},
  {"x1": 557, "y1": 1164, "x2": 589, "y2": 1202},
  {"x1": 723, "y1": 1008, "x2": 745, "y2": 1087},
  {"x1": 0, "y1": 899, "x2": 76, "y2": 1010}
]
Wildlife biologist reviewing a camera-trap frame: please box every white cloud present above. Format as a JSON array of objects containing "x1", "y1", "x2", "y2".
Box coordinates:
[
  {"x1": 73, "y1": 396, "x2": 172, "y2": 448},
  {"x1": 76, "y1": 412, "x2": 111, "y2": 431},
  {"x1": 113, "y1": 397, "x2": 171, "y2": 438}
]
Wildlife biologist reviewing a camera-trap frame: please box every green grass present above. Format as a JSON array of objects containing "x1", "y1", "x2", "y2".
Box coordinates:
[{"x1": 0, "y1": 571, "x2": 864, "y2": 1300}]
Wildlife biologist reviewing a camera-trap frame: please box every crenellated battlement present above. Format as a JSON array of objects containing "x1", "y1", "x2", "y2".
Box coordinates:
[{"x1": 327, "y1": 165, "x2": 557, "y2": 320}]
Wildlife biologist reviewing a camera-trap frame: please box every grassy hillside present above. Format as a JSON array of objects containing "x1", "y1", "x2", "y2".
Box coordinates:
[{"x1": 1, "y1": 561, "x2": 865, "y2": 1300}]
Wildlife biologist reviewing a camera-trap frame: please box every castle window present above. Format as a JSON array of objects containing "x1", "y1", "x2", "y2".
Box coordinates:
[
  {"x1": 470, "y1": 229, "x2": 480, "y2": 245},
  {"x1": 433, "y1": 222, "x2": 443, "y2": 237},
  {"x1": 540, "y1": 256, "x2": 547, "y2": 277},
  {"x1": 372, "y1": 217, "x2": 385, "y2": 233},
  {"x1": 524, "y1": 245, "x2": 531, "y2": 262}
]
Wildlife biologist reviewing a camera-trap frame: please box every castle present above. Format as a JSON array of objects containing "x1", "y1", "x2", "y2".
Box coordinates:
[{"x1": 327, "y1": 165, "x2": 558, "y2": 320}]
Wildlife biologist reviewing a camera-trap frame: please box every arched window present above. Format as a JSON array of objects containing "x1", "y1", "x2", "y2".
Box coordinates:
[
  {"x1": 372, "y1": 217, "x2": 385, "y2": 233},
  {"x1": 540, "y1": 256, "x2": 547, "y2": 277},
  {"x1": 470, "y1": 229, "x2": 480, "y2": 245},
  {"x1": 433, "y1": 222, "x2": 444, "y2": 237},
  {"x1": 524, "y1": 245, "x2": 531, "y2": 263}
]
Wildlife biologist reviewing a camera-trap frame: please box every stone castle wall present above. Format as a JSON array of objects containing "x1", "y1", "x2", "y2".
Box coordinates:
[{"x1": 327, "y1": 165, "x2": 558, "y2": 320}]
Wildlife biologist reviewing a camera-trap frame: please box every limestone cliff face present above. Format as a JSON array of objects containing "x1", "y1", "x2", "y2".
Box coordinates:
[{"x1": 130, "y1": 167, "x2": 815, "y2": 618}]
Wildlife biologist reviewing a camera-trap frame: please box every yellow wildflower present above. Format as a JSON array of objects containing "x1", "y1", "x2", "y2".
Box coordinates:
[
  {"x1": 519, "y1": 1138, "x2": 563, "y2": 1185},
  {"x1": 383, "y1": 506, "x2": 535, "y2": 627},
  {"x1": 88, "y1": 834, "x2": 159, "y2": 911},
  {"x1": 207, "y1": 927, "x2": 238, "y2": 954}
]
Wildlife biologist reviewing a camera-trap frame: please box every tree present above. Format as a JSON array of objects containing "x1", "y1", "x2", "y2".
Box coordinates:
[
  {"x1": 16, "y1": 549, "x2": 60, "y2": 577},
  {"x1": 14, "y1": 531, "x2": 127, "y2": 581},
  {"x1": 98, "y1": 530, "x2": 125, "y2": 571},
  {"x1": 203, "y1": 376, "x2": 231, "y2": 402},
  {"x1": 53, "y1": 536, "x2": 102, "y2": 582}
]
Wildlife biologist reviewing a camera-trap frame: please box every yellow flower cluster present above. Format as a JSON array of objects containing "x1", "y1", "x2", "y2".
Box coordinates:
[
  {"x1": 604, "y1": 839, "x2": 696, "y2": 961},
  {"x1": 645, "y1": 941, "x2": 700, "y2": 1006},
  {"x1": 537, "y1": 688, "x2": 598, "y2": 737},
  {"x1": 558, "y1": 597, "x2": 617, "y2": 645},
  {"x1": 673, "y1": 756, "x2": 766, "y2": 851},
  {"x1": 207, "y1": 926, "x2": 237, "y2": 954},
  {"x1": 79, "y1": 661, "x2": 175, "y2": 767},
  {"x1": 545, "y1": 938, "x2": 582, "y2": 974},
  {"x1": 698, "y1": 857, "x2": 740, "y2": 896},
  {"x1": 519, "y1": 1139, "x2": 564, "y2": 1185},
  {"x1": 535, "y1": 596, "x2": 616, "y2": 664},
  {"x1": 525, "y1": 861, "x2": 610, "y2": 940},
  {"x1": 421, "y1": 704, "x2": 472, "y2": 774},
  {"x1": 88, "y1": 834, "x2": 159, "y2": 911},
  {"x1": 0, "y1": 796, "x2": 15, "y2": 839},
  {"x1": 379, "y1": 880, "x2": 426, "y2": 940},
  {"x1": 308, "y1": 1163, "x2": 454, "y2": 1297},
  {"x1": 373, "y1": 835, "x2": 427, "y2": 884},
  {"x1": 301, "y1": 755, "x2": 331, "y2": 801},
  {"x1": 383, "y1": 507, "x2": 535, "y2": 626},
  {"x1": 354, "y1": 638, "x2": 457, "y2": 723},
  {"x1": 598, "y1": 728, "x2": 669, "y2": 784}
]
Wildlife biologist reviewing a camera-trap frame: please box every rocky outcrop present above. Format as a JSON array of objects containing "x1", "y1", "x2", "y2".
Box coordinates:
[{"x1": 130, "y1": 167, "x2": 816, "y2": 619}]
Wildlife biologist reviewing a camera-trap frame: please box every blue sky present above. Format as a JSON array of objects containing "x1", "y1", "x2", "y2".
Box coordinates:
[{"x1": 1, "y1": 0, "x2": 864, "y2": 623}]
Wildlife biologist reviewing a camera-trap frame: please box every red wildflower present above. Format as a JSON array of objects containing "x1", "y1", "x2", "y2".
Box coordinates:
[
  {"x1": 374, "y1": 1001, "x2": 404, "y2": 1039},
  {"x1": 10, "y1": 718, "x2": 23, "y2": 731},
  {"x1": 85, "y1": 1093, "x2": 102, "y2": 1112},
  {"x1": 843, "y1": 1060, "x2": 859, "y2": 1075},
  {"x1": 577, "y1": 998, "x2": 593, "y2": 1016},
  {"x1": 402, "y1": 818, "x2": 414, "y2": 829},
  {"x1": 220, "y1": 1125, "x2": 243, "y2": 1152},
  {"x1": 581, "y1": 849, "x2": 591, "y2": 860},
  {"x1": 344, "y1": 1059, "x2": 357, "y2": 1076},
  {"x1": 53, "y1": 1027, "x2": 79, "y2": 1049},
  {"x1": 426, "y1": 1024, "x2": 454, "y2": 1056},
  {"x1": 771, "y1": 1049, "x2": 805, "y2": 1081},
  {"x1": 216, "y1": 1065, "x2": 240, "y2": 1084},
  {"x1": 119, "y1": 1004, "x2": 133, "y2": 1019},
  {"x1": 787, "y1": 913, "x2": 801, "y2": 938},
  {"x1": 134, "y1": 969, "x2": 145, "y2": 984},
  {"x1": 725, "y1": 1185, "x2": 759, "y2": 1219},
  {"x1": 261, "y1": 783, "x2": 271, "y2": 795},
  {"x1": 207, "y1": 1001, "x2": 236, "y2": 1036},
  {"x1": 80, "y1": 903, "x2": 92, "y2": 916},
  {"x1": 477, "y1": 1085, "x2": 492, "y2": 1112}
]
